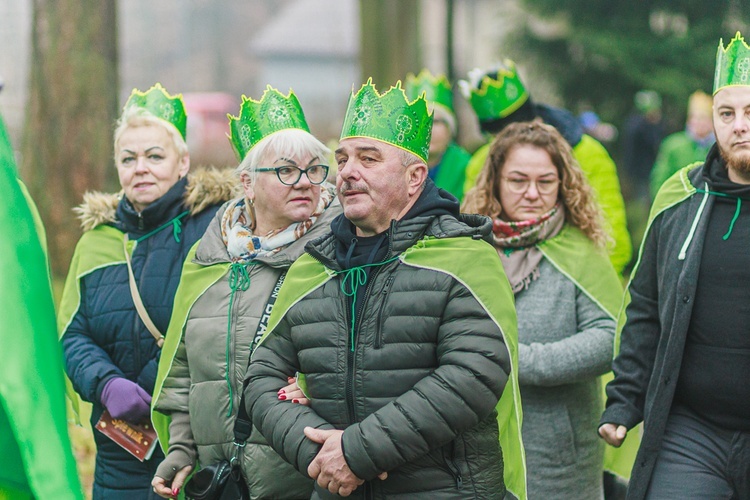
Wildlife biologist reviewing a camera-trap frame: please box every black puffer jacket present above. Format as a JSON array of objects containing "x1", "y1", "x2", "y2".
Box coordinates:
[{"x1": 247, "y1": 182, "x2": 511, "y2": 499}]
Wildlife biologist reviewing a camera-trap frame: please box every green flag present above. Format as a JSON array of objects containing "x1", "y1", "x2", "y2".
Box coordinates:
[{"x1": 0, "y1": 115, "x2": 83, "y2": 499}]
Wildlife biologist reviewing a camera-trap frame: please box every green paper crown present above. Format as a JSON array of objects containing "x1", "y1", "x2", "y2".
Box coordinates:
[
  {"x1": 714, "y1": 32, "x2": 750, "y2": 95},
  {"x1": 463, "y1": 60, "x2": 529, "y2": 121},
  {"x1": 340, "y1": 79, "x2": 433, "y2": 163},
  {"x1": 124, "y1": 83, "x2": 187, "y2": 140},
  {"x1": 227, "y1": 86, "x2": 309, "y2": 160},
  {"x1": 405, "y1": 69, "x2": 455, "y2": 115}
]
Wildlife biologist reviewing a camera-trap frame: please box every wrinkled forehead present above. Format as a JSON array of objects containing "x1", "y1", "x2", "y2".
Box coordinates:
[
  {"x1": 713, "y1": 85, "x2": 750, "y2": 109},
  {"x1": 336, "y1": 137, "x2": 391, "y2": 156}
]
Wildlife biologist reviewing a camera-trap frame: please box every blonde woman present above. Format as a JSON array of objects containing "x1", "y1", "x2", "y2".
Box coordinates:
[{"x1": 463, "y1": 120, "x2": 622, "y2": 499}]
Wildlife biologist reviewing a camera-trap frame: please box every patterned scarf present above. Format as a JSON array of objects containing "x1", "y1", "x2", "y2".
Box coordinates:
[
  {"x1": 221, "y1": 186, "x2": 334, "y2": 262},
  {"x1": 492, "y1": 203, "x2": 565, "y2": 294}
]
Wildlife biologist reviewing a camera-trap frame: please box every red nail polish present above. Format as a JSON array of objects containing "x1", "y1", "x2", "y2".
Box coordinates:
[
  {"x1": 172, "y1": 487, "x2": 179, "y2": 496},
  {"x1": 277, "y1": 389, "x2": 285, "y2": 394},
  {"x1": 279, "y1": 394, "x2": 287, "y2": 400},
  {"x1": 292, "y1": 398, "x2": 299, "y2": 404}
]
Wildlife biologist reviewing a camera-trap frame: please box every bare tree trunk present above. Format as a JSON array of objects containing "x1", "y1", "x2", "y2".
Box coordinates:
[
  {"x1": 359, "y1": 0, "x2": 421, "y2": 88},
  {"x1": 22, "y1": 0, "x2": 119, "y2": 279}
]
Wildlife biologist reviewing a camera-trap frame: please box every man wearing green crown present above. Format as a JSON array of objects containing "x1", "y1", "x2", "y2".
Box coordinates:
[
  {"x1": 459, "y1": 61, "x2": 632, "y2": 276},
  {"x1": 599, "y1": 32, "x2": 750, "y2": 499},
  {"x1": 405, "y1": 70, "x2": 471, "y2": 201},
  {"x1": 246, "y1": 80, "x2": 526, "y2": 499}
]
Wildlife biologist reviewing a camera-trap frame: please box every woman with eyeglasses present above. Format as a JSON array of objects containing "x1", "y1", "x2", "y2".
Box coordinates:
[
  {"x1": 150, "y1": 87, "x2": 340, "y2": 499},
  {"x1": 462, "y1": 120, "x2": 622, "y2": 499}
]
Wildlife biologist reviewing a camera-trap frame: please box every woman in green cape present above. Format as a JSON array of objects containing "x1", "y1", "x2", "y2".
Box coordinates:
[
  {"x1": 151, "y1": 87, "x2": 341, "y2": 499},
  {"x1": 463, "y1": 121, "x2": 622, "y2": 499}
]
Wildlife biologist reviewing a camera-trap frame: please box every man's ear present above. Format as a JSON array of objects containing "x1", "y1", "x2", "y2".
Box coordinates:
[{"x1": 406, "y1": 162, "x2": 428, "y2": 196}]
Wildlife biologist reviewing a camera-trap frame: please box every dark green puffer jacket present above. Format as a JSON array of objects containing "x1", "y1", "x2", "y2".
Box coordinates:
[{"x1": 246, "y1": 183, "x2": 514, "y2": 499}]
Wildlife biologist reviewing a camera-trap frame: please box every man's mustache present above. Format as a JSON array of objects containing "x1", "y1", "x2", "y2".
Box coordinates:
[{"x1": 338, "y1": 182, "x2": 369, "y2": 195}]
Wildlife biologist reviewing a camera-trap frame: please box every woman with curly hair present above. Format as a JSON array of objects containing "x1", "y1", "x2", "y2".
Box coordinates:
[{"x1": 463, "y1": 120, "x2": 623, "y2": 499}]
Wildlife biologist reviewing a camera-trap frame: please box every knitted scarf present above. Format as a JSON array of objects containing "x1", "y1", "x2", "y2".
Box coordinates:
[
  {"x1": 492, "y1": 203, "x2": 565, "y2": 294},
  {"x1": 221, "y1": 186, "x2": 334, "y2": 262}
]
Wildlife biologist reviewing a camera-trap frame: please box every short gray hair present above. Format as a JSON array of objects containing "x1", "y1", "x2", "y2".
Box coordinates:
[
  {"x1": 399, "y1": 148, "x2": 422, "y2": 167},
  {"x1": 236, "y1": 128, "x2": 330, "y2": 183}
]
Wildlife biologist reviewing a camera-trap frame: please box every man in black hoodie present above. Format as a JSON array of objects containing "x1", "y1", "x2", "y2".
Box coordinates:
[
  {"x1": 245, "y1": 80, "x2": 525, "y2": 499},
  {"x1": 599, "y1": 32, "x2": 750, "y2": 499}
]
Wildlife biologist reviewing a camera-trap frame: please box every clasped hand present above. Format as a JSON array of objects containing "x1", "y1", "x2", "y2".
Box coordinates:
[{"x1": 304, "y1": 427, "x2": 387, "y2": 497}]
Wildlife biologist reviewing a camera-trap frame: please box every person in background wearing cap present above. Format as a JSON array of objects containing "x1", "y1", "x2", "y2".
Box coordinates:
[
  {"x1": 599, "y1": 32, "x2": 750, "y2": 499},
  {"x1": 621, "y1": 90, "x2": 665, "y2": 202},
  {"x1": 649, "y1": 91, "x2": 715, "y2": 198},
  {"x1": 460, "y1": 61, "x2": 632, "y2": 276},
  {"x1": 405, "y1": 70, "x2": 471, "y2": 201},
  {"x1": 59, "y1": 84, "x2": 235, "y2": 499},
  {"x1": 245, "y1": 80, "x2": 526, "y2": 499},
  {"x1": 150, "y1": 86, "x2": 341, "y2": 499}
]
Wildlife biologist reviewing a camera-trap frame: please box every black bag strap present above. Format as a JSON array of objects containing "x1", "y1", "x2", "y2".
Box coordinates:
[{"x1": 233, "y1": 271, "x2": 287, "y2": 445}]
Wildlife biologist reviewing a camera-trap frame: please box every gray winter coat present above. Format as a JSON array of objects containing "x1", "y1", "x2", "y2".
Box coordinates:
[
  {"x1": 246, "y1": 209, "x2": 514, "y2": 499},
  {"x1": 516, "y1": 259, "x2": 615, "y2": 499},
  {"x1": 154, "y1": 195, "x2": 341, "y2": 499},
  {"x1": 600, "y1": 162, "x2": 715, "y2": 499}
]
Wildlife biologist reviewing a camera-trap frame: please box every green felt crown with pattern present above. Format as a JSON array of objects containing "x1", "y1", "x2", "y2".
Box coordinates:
[
  {"x1": 227, "y1": 86, "x2": 309, "y2": 160},
  {"x1": 124, "y1": 83, "x2": 187, "y2": 140},
  {"x1": 340, "y1": 79, "x2": 433, "y2": 163},
  {"x1": 465, "y1": 60, "x2": 529, "y2": 121},
  {"x1": 405, "y1": 69, "x2": 455, "y2": 115},
  {"x1": 714, "y1": 32, "x2": 750, "y2": 95}
]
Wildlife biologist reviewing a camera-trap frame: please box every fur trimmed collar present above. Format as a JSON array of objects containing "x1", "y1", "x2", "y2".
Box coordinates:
[{"x1": 74, "y1": 167, "x2": 240, "y2": 232}]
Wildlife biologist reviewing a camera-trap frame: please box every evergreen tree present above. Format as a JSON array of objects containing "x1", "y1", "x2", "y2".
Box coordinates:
[{"x1": 509, "y1": 0, "x2": 748, "y2": 128}]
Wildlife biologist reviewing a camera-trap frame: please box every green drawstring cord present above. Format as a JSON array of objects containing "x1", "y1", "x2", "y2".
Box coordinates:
[
  {"x1": 696, "y1": 189, "x2": 742, "y2": 240},
  {"x1": 135, "y1": 210, "x2": 190, "y2": 243},
  {"x1": 724, "y1": 198, "x2": 741, "y2": 240},
  {"x1": 225, "y1": 262, "x2": 252, "y2": 416},
  {"x1": 335, "y1": 256, "x2": 400, "y2": 352}
]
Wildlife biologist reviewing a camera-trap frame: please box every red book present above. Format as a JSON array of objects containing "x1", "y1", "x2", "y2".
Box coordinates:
[{"x1": 95, "y1": 409, "x2": 158, "y2": 462}]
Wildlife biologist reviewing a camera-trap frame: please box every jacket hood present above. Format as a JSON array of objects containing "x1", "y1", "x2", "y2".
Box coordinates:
[
  {"x1": 74, "y1": 167, "x2": 239, "y2": 232},
  {"x1": 536, "y1": 103, "x2": 584, "y2": 148},
  {"x1": 194, "y1": 185, "x2": 342, "y2": 268}
]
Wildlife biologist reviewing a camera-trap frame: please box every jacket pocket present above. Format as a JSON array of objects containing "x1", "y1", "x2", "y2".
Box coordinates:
[
  {"x1": 442, "y1": 440, "x2": 464, "y2": 490},
  {"x1": 374, "y1": 275, "x2": 395, "y2": 349}
]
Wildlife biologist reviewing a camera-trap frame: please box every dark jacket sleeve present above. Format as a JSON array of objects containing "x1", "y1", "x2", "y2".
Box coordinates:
[
  {"x1": 137, "y1": 354, "x2": 160, "y2": 395},
  {"x1": 601, "y1": 216, "x2": 663, "y2": 430},
  {"x1": 61, "y1": 279, "x2": 124, "y2": 403},
  {"x1": 245, "y1": 316, "x2": 335, "y2": 475},
  {"x1": 341, "y1": 279, "x2": 511, "y2": 480}
]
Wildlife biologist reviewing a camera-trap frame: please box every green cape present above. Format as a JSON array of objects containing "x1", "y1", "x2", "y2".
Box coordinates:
[
  {"x1": 539, "y1": 224, "x2": 638, "y2": 479},
  {"x1": 0, "y1": 116, "x2": 82, "y2": 499},
  {"x1": 151, "y1": 243, "x2": 230, "y2": 448},
  {"x1": 256, "y1": 236, "x2": 528, "y2": 500},
  {"x1": 58, "y1": 225, "x2": 130, "y2": 425}
]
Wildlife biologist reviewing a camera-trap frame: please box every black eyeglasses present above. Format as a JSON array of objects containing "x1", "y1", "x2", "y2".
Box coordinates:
[{"x1": 255, "y1": 165, "x2": 329, "y2": 186}]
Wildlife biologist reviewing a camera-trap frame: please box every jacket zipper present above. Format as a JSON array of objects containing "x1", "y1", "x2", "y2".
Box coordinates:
[
  {"x1": 345, "y1": 266, "x2": 381, "y2": 423},
  {"x1": 374, "y1": 275, "x2": 395, "y2": 349},
  {"x1": 443, "y1": 441, "x2": 463, "y2": 490},
  {"x1": 346, "y1": 230, "x2": 396, "y2": 422},
  {"x1": 132, "y1": 234, "x2": 142, "y2": 373}
]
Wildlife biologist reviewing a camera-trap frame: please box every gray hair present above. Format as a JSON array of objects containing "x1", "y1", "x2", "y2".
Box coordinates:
[
  {"x1": 399, "y1": 148, "x2": 422, "y2": 167},
  {"x1": 236, "y1": 128, "x2": 330, "y2": 183},
  {"x1": 113, "y1": 106, "x2": 188, "y2": 160}
]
